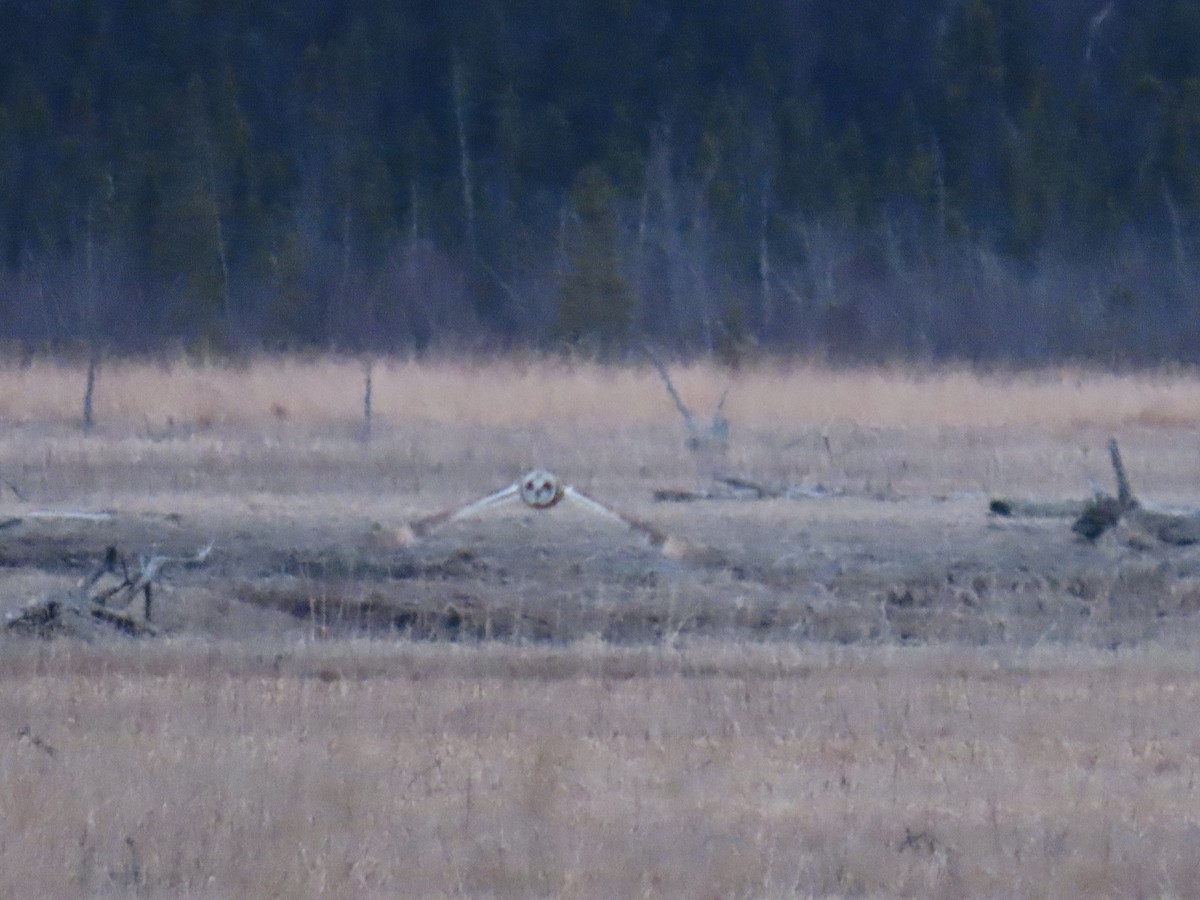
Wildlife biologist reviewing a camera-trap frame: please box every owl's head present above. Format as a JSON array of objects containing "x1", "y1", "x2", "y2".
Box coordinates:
[{"x1": 518, "y1": 469, "x2": 565, "y2": 509}]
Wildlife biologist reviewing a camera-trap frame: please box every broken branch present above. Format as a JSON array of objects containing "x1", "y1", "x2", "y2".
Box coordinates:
[{"x1": 6, "y1": 543, "x2": 213, "y2": 638}]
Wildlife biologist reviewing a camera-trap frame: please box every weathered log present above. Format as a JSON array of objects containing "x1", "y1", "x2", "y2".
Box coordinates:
[
  {"x1": 1072, "y1": 495, "x2": 1127, "y2": 541},
  {"x1": 653, "y1": 488, "x2": 711, "y2": 503},
  {"x1": 988, "y1": 499, "x2": 1086, "y2": 518},
  {"x1": 1071, "y1": 439, "x2": 1138, "y2": 541},
  {"x1": 655, "y1": 479, "x2": 835, "y2": 504},
  {"x1": 1126, "y1": 508, "x2": 1200, "y2": 546},
  {"x1": 1067, "y1": 437, "x2": 1200, "y2": 545},
  {"x1": 5, "y1": 543, "x2": 211, "y2": 638},
  {"x1": 712, "y1": 474, "x2": 782, "y2": 499},
  {"x1": 19, "y1": 510, "x2": 114, "y2": 522}
]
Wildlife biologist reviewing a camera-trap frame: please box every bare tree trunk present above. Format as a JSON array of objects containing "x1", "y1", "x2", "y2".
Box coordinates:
[
  {"x1": 203, "y1": 145, "x2": 232, "y2": 323},
  {"x1": 452, "y1": 49, "x2": 477, "y2": 259},
  {"x1": 409, "y1": 178, "x2": 421, "y2": 240},
  {"x1": 361, "y1": 357, "x2": 373, "y2": 443},
  {"x1": 931, "y1": 135, "x2": 947, "y2": 272},
  {"x1": 1163, "y1": 180, "x2": 1189, "y2": 286},
  {"x1": 758, "y1": 176, "x2": 772, "y2": 335},
  {"x1": 632, "y1": 183, "x2": 649, "y2": 330},
  {"x1": 82, "y1": 346, "x2": 100, "y2": 432}
]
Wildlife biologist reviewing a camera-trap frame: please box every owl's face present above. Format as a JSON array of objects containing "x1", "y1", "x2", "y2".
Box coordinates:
[{"x1": 519, "y1": 469, "x2": 564, "y2": 509}]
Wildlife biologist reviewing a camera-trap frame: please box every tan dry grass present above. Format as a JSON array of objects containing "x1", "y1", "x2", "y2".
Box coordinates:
[
  {"x1": 3, "y1": 358, "x2": 1200, "y2": 897},
  {"x1": 2, "y1": 640, "x2": 1200, "y2": 898},
  {"x1": 1, "y1": 356, "x2": 1200, "y2": 430}
]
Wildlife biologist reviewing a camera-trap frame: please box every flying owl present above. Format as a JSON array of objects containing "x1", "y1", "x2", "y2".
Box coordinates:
[{"x1": 392, "y1": 469, "x2": 674, "y2": 551}]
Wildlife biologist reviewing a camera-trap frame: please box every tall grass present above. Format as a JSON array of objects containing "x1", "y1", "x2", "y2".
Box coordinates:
[
  {"x1": 2, "y1": 640, "x2": 1199, "y2": 898},
  {"x1": 3, "y1": 356, "x2": 1200, "y2": 897},
  {"x1": 1, "y1": 355, "x2": 1198, "y2": 430}
]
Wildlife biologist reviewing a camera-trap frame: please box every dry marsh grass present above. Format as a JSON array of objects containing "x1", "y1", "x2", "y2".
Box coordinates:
[
  {"x1": 4, "y1": 356, "x2": 1200, "y2": 897},
  {"x1": 2, "y1": 356, "x2": 1200, "y2": 431},
  {"x1": 3, "y1": 640, "x2": 1200, "y2": 898}
]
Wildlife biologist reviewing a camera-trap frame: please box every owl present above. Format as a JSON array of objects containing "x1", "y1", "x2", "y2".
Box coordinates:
[{"x1": 394, "y1": 469, "x2": 671, "y2": 551}]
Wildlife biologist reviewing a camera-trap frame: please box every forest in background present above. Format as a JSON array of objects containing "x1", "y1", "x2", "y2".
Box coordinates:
[{"x1": 0, "y1": 0, "x2": 1198, "y2": 363}]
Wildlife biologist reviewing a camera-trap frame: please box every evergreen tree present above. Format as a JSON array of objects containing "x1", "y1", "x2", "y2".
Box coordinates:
[{"x1": 555, "y1": 166, "x2": 634, "y2": 351}]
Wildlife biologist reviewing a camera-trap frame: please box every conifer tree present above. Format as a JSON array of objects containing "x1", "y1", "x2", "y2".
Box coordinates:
[{"x1": 555, "y1": 166, "x2": 634, "y2": 352}]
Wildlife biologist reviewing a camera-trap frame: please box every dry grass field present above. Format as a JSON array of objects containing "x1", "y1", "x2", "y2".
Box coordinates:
[{"x1": 2, "y1": 357, "x2": 1200, "y2": 897}]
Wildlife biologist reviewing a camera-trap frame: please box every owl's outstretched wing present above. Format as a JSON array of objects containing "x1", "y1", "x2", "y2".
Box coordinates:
[
  {"x1": 563, "y1": 486, "x2": 668, "y2": 547},
  {"x1": 409, "y1": 482, "x2": 520, "y2": 538}
]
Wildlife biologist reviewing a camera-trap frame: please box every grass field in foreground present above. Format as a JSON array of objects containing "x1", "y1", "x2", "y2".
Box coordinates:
[
  {"x1": 2, "y1": 641, "x2": 1198, "y2": 898},
  {"x1": 1, "y1": 355, "x2": 1199, "y2": 430}
]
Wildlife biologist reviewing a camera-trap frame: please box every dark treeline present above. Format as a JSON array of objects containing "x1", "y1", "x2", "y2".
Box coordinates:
[{"x1": 1, "y1": 0, "x2": 1198, "y2": 362}]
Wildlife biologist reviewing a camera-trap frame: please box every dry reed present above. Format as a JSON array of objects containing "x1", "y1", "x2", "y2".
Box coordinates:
[{"x1": 0, "y1": 356, "x2": 1198, "y2": 430}]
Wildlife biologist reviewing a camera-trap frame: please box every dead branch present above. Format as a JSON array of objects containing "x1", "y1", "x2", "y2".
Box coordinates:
[
  {"x1": 1068, "y1": 437, "x2": 1200, "y2": 545},
  {"x1": 708, "y1": 385, "x2": 731, "y2": 444},
  {"x1": 654, "y1": 477, "x2": 835, "y2": 504},
  {"x1": 988, "y1": 499, "x2": 1086, "y2": 518},
  {"x1": 653, "y1": 487, "x2": 713, "y2": 503},
  {"x1": 32, "y1": 510, "x2": 114, "y2": 522},
  {"x1": 712, "y1": 474, "x2": 783, "y2": 499},
  {"x1": 1108, "y1": 437, "x2": 1133, "y2": 509},
  {"x1": 0, "y1": 474, "x2": 26, "y2": 502},
  {"x1": 1072, "y1": 437, "x2": 1139, "y2": 540},
  {"x1": 0, "y1": 509, "x2": 114, "y2": 531},
  {"x1": 360, "y1": 357, "x2": 373, "y2": 443},
  {"x1": 991, "y1": 438, "x2": 1139, "y2": 530},
  {"x1": 16, "y1": 725, "x2": 57, "y2": 759},
  {"x1": 5, "y1": 543, "x2": 212, "y2": 638},
  {"x1": 644, "y1": 347, "x2": 700, "y2": 439},
  {"x1": 643, "y1": 345, "x2": 730, "y2": 453}
]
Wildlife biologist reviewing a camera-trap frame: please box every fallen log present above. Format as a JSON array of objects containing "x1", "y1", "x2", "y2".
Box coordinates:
[
  {"x1": 1123, "y1": 508, "x2": 1200, "y2": 547},
  {"x1": 654, "y1": 474, "x2": 834, "y2": 504},
  {"x1": 712, "y1": 474, "x2": 784, "y2": 499},
  {"x1": 653, "y1": 488, "x2": 711, "y2": 503},
  {"x1": 988, "y1": 439, "x2": 1200, "y2": 546},
  {"x1": 988, "y1": 498, "x2": 1086, "y2": 519},
  {"x1": 20, "y1": 509, "x2": 114, "y2": 522},
  {"x1": 0, "y1": 509, "x2": 116, "y2": 530},
  {"x1": 1069, "y1": 438, "x2": 1200, "y2": 545}
]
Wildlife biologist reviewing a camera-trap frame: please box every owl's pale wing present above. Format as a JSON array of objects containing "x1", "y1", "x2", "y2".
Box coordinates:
[
  {"x1": 410, "y1": 483, "x2": 520, "y2": 537},
  {"x1": 563, "y1": 486, "x2": 668, "y2": 547}
]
